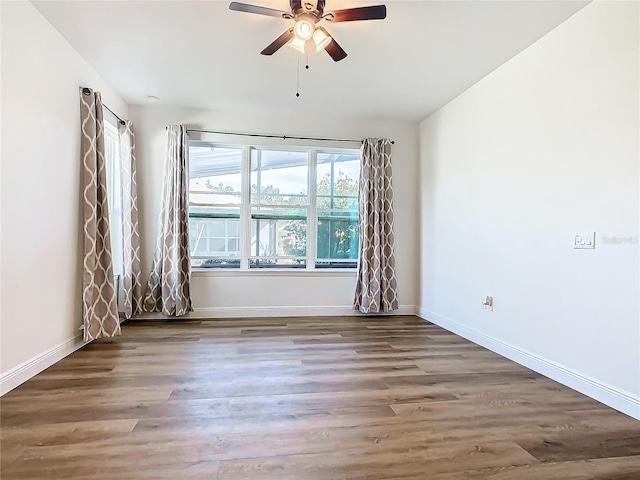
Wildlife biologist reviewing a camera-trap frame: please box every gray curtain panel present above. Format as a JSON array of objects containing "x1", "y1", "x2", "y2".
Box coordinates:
[
  {"x1": 353, "y1": 138, "x2": 399, "y2": 313},
  {"x1": 80, "y1": 88, "x2": 121, "y2": 340},
  {"x1": 143, "y1": 125, "x2": 193, "y2": 316},
  {"x1": 118, "y1": 121, "x2": 143, "y2": 318}
]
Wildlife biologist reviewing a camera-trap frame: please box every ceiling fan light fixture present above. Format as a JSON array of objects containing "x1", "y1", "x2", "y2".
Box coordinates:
[
  {"x1": 312, "y1": 28, "x2": 331, "y2": 51},
  {"x1": 293, "y1": 18, "x2": 314, "y2": 41},
  {"x1": 229, "y1": 1, "x2": 388, "y2": 62},
  {"x1": 287, "y1": 37, "x2": 307, "y2": 54}
]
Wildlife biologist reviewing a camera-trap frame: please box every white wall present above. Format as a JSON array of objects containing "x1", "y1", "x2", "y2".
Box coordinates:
[
  {"x1": 129, "y1": 105, "x2": 419, "y2": 316},
  {"x1": 0, "y1": 1, "x2": 128, "y2": 390},
  {"x1": 419, "y1": 0, "x2": 639, "y2": 418}
]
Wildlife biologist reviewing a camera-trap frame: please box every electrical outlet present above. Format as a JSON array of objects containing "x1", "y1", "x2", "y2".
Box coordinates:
[
  {"x1": 574, "y1": 232, "x2": 595, "y2": 249},
  {"x1": 482, "y1": 296, "x2": 494, "y2": 311}
]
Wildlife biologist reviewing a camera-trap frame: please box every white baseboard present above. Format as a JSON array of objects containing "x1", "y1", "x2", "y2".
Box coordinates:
[
  {"x1": 0, "y1": 335, "x2": 88, "y2": 396},
  {"x1": 417, "y1": 307, "x2": 640, "y2": 421},
  {"x1": 135, "y1": 304, "x2": 417, "y2": 319}
]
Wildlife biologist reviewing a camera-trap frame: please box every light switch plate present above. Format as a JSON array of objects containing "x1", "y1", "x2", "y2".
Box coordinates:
[{"x1": 574, "y1": 232, "x2": 595, "y2": 249}]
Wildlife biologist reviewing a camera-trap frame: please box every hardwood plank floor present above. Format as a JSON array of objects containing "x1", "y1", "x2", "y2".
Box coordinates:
[{"x1": 1, "y1": 316, "x2": 639, "y2": 479}]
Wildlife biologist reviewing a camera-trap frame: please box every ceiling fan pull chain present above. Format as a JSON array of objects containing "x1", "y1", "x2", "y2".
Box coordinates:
[
  {"x1": 296, "y1": 53, "x2": 300, "y2": 97},
  {"x1": 305, "y1": 50, "x2": 309, "y2": 70}
]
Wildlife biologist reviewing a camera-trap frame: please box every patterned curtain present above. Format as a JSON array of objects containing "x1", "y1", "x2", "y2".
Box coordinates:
[
  {"x1": 143, "y1": 125, "x2": 193, "y2": 316},
  {"x1": 80, "y1": 88, "x2": 121, "y2": 340},
  {"x1": 353, "y1": 138, "x2": 399, "y2": 313},
  {"x1": 118, "y1": 121, "x2": 143, "y2": 318}
]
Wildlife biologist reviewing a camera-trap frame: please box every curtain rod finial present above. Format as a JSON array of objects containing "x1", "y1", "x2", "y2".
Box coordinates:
[{"x1": 82, "y1": 87, "x2": 91, "y2": 96}]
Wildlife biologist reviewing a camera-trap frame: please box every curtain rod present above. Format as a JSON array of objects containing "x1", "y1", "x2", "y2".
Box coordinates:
[
  {"x1": 168, "y1": 127, "x2": 395, "y2": 145},
  {"x1": 81, "y1": 87, "x2": 126, "y2": 126}
]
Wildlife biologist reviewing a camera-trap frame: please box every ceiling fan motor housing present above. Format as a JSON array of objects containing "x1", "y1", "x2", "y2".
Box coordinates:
[{"x1": 295, "y1": 1, "x2": 325, "y2": 16}]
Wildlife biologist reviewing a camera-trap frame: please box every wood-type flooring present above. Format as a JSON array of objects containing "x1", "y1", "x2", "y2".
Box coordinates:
[{"x1": 2, "y1": 316, "x2": 639, "y2": 479}]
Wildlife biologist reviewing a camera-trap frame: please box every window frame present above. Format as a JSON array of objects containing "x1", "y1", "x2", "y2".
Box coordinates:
[
  {"x1": 104, "y1": 119, "x2": 123, "y2": 277},
  {"x1": 188, "y1": 140, "x2": 361, "y2": 271}
]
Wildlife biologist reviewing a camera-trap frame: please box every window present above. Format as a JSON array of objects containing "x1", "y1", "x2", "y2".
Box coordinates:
[
  {"x1": 189, "y1": 146, "x2": 242, "y2": 267},
  {"x1": 188, "y1": 142, "x2": 360, "y2": 269},
  {"x1": 316, "y1": 152, "x2": 360, "y2": 267},
  {"x1": 250, "y1": 149, "x2": 309, "y2": 267},
  {"x1": 104, "y1": 120, "x2": 123, "y2": 277}
]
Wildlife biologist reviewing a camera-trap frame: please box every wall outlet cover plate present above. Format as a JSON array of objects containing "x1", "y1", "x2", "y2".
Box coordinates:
[{"x1": 574, "y1": 232, "x2": 595, "y2": 249}]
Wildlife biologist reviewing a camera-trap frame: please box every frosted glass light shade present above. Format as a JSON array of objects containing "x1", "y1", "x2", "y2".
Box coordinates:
[
  {"x1": 294, "y1": 19, "x2": 314, "y2": 41},
  {"x1": 312, "y1": 28, "x2": 331, "y2": 51},
  {"x1": 287, "y1": 37, "x2": 306, "y2": 54}
]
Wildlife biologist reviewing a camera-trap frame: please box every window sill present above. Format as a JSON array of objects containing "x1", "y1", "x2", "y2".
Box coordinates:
[{"x1": 191, "y1": 268, "x2": 358, "y2": 278}]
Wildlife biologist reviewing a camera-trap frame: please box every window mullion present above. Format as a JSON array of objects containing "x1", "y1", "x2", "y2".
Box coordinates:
[
  {"x1": 307, "y1": 149, "x2": 317, "y2": 270},
  {"x1": 240, "y1": 146, "x2": 251, "y2": 269}
]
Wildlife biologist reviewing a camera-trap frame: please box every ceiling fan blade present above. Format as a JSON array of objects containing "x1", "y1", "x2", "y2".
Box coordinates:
[
  {"x1": 229, "y1": 2, "x2": 289, "y2": 18},
  {"x1": 326, "y1": 5, "x2": 386, "y2": 22},
  {"x1": 324, "y1": 35, "x2": 347, "y2": 62},
  {"x1": 261, "y1": 28, "x2": 295, "y2": 55}
]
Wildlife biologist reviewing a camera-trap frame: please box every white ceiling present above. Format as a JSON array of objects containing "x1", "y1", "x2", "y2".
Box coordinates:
[{"x1": 32, "y1": 0, "x2": 589, "y2": 122}]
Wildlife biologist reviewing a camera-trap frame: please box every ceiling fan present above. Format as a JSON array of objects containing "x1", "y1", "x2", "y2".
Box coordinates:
[{"x1": 229, "y1": 0, "x2": 387, "y2": 62}]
